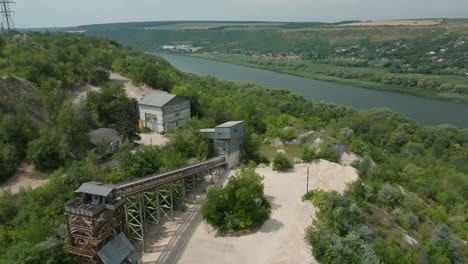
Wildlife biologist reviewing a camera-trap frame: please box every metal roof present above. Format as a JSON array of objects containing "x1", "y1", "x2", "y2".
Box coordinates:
[
  {"x1": 75, "y1": 181, "x2": 116, "y2": 197},
  {"x1": 217, "y1": 121, "x2": 244, "y2": 128},
  {"x1": 97, "y1": 233, "x2": 135, "y2": 264},
  {"x1": 200, "y1": 128, "x2": 215, "y2": 133},
  {"x1": 139, "y1": 92, "x2": 177, "y2": 107},
  {"x1": 88, "y1": 128, "x2": 121, "y2": 146}
]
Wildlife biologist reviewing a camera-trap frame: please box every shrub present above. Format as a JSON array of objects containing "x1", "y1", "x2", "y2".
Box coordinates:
[
  {"x1": 318, "y1": 140, "x2": 339, "y2": 162},
  {"x1": 377, "y1": 183, "x2": 402, "y2": 207},
  {"x1": 200, "y1": 163, "x2": 271, "y2": 233},
  {"x1": 301, "y1": 145, "x2": 317, "y2": 162},
  {"x1": 279, "y1": 128, "x2": 298, "y2": 141},
  {"x1": 272, "y1": 153, "x2": 293, "y2": 171},
  {"x1": 302, "y1": 189, "x2": 328, "y2": 206},
  {"x1": 0, "y1": 143, "x2": 18, "y2": 181}
]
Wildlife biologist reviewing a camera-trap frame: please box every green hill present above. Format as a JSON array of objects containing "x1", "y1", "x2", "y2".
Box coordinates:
[
  {"x1": 0, "y1": 32, "x2": 466, "y2": 263},
  {"x1": 78, "y1": 19, "x2": 468, "y2": 102}
]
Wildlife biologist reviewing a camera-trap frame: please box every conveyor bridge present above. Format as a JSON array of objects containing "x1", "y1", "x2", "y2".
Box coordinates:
[
  {"x1": 65, "y1": 157, "x2": 227, "y2": 264},
  {"x1": 115, "y1": 157, "x2": 226, "y2": 197}
]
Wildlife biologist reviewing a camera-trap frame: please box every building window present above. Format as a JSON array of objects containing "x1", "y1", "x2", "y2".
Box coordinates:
[{"x1": 145, "y1": 113, "x2": 157, "y2": 123}]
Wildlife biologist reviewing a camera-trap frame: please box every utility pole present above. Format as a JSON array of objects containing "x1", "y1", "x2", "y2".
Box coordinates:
[
  {"x1": 306, "y1": 166, "x2": 309, "y2": 194},
  {"x1": 0, "y1": 0, "x2": 15, "y2": 35}
]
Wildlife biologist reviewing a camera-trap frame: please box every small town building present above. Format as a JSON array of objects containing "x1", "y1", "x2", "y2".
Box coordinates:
[
  {"x1": 88, "y1": 128, "x2": 123, "y2": 154},
  {"x1": 138, "y1": 92, "x2": 191, "y2": 133}
]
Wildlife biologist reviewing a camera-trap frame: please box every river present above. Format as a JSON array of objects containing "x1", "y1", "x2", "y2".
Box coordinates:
[{"x1": 159, "y1": 53, "x2": 468, "y2": 128}]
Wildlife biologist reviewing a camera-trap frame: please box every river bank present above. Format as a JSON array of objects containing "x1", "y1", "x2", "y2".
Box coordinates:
[
  {"x1": 159, "y1": 53, "x2": 468, "y2": 128},
  {"x1": 189, "y1": 53, "x2": 468, "y2": 104}
]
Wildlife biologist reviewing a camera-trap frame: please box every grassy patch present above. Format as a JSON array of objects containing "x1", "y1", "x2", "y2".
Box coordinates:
[{"x1": 259, "y1": 142, "x2": 302, "y2": 160}]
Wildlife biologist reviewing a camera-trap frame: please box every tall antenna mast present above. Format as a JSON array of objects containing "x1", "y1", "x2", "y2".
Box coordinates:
[{"x1": 0, "y1": 0, "x2": 15, "y2": 34}]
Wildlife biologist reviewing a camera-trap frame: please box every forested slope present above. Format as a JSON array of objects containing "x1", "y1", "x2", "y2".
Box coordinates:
[
  {"x1": 0, "y1": 33, "x2": 466, "y2": 263},
  {"x1": 81, "y1": 19, "x2": 468, "y2": 101}
]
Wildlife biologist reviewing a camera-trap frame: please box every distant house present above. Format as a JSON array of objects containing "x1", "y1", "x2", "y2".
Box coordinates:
[
  {"x1": 138, "y1": 92, "x2": 191, "y2": 133},
  {"x1": 88, "y1": 128, "x2": 123, "y2": 154}
]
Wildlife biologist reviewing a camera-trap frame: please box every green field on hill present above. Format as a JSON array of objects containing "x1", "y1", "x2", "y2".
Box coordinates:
[{"x1": 79, "y1": 19, "x2": 468, "y2": 102}]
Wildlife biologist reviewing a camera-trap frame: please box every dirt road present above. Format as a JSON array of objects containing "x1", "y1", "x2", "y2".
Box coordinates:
[
  {"x1": 0, "y1": 161, "x2": 48, "y2": 194},
  {"x1": 71, "y1": 72, "x2": 152, "y2": 104}
]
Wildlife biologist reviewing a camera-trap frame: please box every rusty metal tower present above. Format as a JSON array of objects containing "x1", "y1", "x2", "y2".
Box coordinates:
[{"x1": 0, "y1": 0, "x2": 15, "y2": 34}]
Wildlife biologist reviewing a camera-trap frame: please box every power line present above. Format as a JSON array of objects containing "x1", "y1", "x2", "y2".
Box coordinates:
[{"x1": 0, "y1": 0, "x2": 15, "y2": 34}]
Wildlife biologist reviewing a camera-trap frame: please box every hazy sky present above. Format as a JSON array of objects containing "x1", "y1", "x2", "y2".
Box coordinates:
[{"x1": 14, "y1": 0, "x2": 468, "y2": 28}]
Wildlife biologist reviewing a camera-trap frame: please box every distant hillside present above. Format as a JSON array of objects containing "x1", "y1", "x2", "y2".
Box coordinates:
[{"x1": 76, "y1": 18, "x2": 468, "y2": 102}]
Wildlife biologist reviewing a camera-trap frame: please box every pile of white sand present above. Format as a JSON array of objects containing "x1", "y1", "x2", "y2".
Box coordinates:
[{"x1": 144, "y1": 160, "x2": 358, "y2": 264}]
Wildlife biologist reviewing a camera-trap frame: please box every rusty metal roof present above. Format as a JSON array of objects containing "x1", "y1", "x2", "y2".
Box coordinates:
[{"x1": 97, "y1": 233, "x2": 136, "y2": 264}]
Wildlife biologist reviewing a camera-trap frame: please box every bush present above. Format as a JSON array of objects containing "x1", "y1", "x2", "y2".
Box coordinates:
[
  {"x1": 318, "y1": 140, "x2": 339, "y2": 162},
  {"x1": 301, "y1": 189, "x2": 327, "y2": 205},
  {"x1": 0, "y1": 143, "x2": 18, "y2": 181},
  {"x1": 301, "y1": 145, "x2": 317, "y2": 162},
  {"x1": 377, "y1": 183, "x2": 402, "y2": 207},
  {"x1": 201, "y1": 163, "x2": 271, "y2": 232},
  {"x1": 279, "y1": 128, "x2": 297, "y2": 141},
  {"x1": 272, "y1": 153, "x2": 293, "y2": 171}
]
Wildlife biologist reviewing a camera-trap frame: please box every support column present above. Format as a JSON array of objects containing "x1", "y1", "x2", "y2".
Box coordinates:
[
  {"x1": 159, "y1": 185, "x2": 173, "y2": 222},
  {"x1": 192, "y1": 174, "x2": 196, "y2": 201},
  {"x1": 124, "y1": 194, "x2": 145, "y2": 246},
  {"x1": 144, "y1": 190, "x2": 159, "y2": 224},
  {"x1": 181, "y1": 178, "x2": 186, "y2": 198},
  {"x1": 170, "y1": 184, "x2": 174, "y2": 221}
]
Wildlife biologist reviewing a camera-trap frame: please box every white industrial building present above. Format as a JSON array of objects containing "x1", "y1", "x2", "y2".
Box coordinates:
[{"x1": 138, "y1": 92, "x2": 191, "y2": 133}]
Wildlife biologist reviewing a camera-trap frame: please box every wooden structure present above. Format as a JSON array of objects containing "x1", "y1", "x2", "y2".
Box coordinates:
[
  {"x1": 65, "y1": 182, "x2": 125, "y2": 263},
  {"x1": 65, "y1": 157, "x2": 226, "y2": 263}
]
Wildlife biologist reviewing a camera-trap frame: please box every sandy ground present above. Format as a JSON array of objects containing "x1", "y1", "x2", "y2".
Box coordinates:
[
  {"x1": 136, "y1": 133, "x2": 170, "y2": 148},
  {"x1": 342, "y1": 19, "x2": 442, "y2": 27},
  {"x1": 142, "y1": 160, "x2": 358, "y2": 264},
  {"x1": 71, "y1": 72, "x2": 152, "y2": 104},
  {"x1": 109, "y1": 72, "x2": 152, "y2": 101},
  {"x1": 0, "y1": 161, "x2": 48, "y2": 194},
  {"x1": 335, "y1": 142, "x2": 363, "y2": 166}
]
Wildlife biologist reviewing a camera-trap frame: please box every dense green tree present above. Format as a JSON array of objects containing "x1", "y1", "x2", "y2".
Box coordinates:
[
  {"x1": 0, "y1": 143, "x2": 18, "y2": 180},
  {"x1": 85, "y1": 83, "x2": 140, "y2": 141},
  {"x1": 27, "y1": 102, "x2": 89, "y2": 170},
  {"x1": 201, "y1": 163, "x2": 271, "y2": 232}
]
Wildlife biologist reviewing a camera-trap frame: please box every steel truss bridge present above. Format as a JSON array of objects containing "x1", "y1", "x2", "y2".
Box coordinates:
[
  {"x1": 116, "y1": 157, "x2": 226, "y2": 245},
  {"x1": 65, "y1": 157, "x2": 227, "y2": 263}
]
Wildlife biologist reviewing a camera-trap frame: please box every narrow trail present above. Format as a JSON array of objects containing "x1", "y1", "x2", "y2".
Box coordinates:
[{"x1": 71, "y1": 72, "x2": 152, "y2": 104}]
